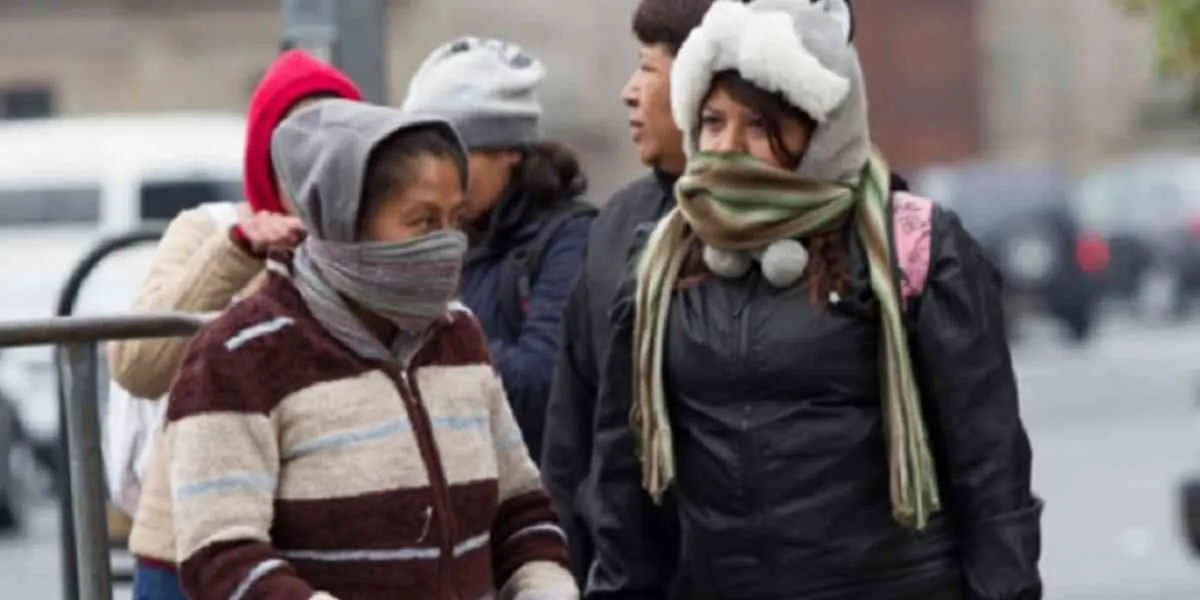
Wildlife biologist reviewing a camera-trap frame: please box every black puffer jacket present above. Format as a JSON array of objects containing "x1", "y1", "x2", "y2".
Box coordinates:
[
  {"x1": 587, "y1": 204, "x2": 1042, "y2": 600},
  {"x1": 541, "y1": 171, "x2": 679, "y2": 582}
]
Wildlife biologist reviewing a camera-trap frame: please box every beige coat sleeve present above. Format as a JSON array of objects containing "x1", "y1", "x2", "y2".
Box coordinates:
[{"x1": 107, "y1": 207, "x2": 263, "y2": 399}]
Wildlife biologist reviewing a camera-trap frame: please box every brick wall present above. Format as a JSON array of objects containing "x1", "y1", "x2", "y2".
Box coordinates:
[{"x1": 853, "y1": 0, "x2": 983, "y2": 173}]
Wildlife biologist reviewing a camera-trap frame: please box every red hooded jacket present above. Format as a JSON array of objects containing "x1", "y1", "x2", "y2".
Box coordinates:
[{"x1": 243, "y1": 50, "x2": 363, "y2": 214}]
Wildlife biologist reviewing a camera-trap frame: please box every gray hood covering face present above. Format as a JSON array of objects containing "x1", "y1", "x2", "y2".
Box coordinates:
[
  {"x1": 270, "y1": 98, "x2": 469, "y2": 243},
  {"x1": 670, "y1": 0, "x2": 869, "y2": 183}
]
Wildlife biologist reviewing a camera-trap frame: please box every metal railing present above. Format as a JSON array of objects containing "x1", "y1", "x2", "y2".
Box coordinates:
[
  {"x1": 1, "y1": 314, "x2": 211, "y2": 600},
  {"x1": 52, "y1": 228, "x2": 164, "y2": 599},
  {"x1": 0, "y1": 228, "x2": 212, "y2": 600}
]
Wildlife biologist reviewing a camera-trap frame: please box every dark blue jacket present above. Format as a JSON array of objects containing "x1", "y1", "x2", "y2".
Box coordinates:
[{"x1": 459, "y1": 190, "x2": 594, "y2": 461}]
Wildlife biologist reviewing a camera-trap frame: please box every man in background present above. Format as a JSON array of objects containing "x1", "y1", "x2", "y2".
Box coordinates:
[{"x1": 541, "y1": 0, "x2": 717, "y2": 585}]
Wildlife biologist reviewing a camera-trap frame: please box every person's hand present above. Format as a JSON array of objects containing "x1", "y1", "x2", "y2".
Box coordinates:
[
  {"x1": 235, "y1": 212, "x2": 305, "y2": 254},
  {"x1": 502, "y1": 575, "x2": 578, "y2": 600}
]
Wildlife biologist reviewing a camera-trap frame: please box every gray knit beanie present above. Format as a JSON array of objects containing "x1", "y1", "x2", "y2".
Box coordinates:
[{"x1": 401, "y1": 36, "x2": 545, "y2": 150}]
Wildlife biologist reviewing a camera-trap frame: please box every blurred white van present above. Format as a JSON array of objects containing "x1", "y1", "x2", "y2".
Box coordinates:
[{"x1": 0, "y1": 113, "x2": 246, "y2": 479}]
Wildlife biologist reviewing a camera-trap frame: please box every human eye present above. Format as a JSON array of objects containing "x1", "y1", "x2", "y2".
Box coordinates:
[
  {"x1": 408, "y1": 213, "x2": 436, "y2": 232},
  {"x1": 699, "y1": 113, "x2": 724, "y2": 131}
]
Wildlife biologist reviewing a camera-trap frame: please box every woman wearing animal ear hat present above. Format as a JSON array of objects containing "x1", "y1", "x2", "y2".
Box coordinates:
[{"x1": 586, "y1": 1, "x2": 1042, "y2": 599}]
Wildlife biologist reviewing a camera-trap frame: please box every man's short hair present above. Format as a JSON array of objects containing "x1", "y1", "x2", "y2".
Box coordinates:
[
  {"x1": 633, "y1": 1, "x2": 854, "y2": 56},
  {"x1": 631, "y1": 0, "x2": 720, "y2": 56}
]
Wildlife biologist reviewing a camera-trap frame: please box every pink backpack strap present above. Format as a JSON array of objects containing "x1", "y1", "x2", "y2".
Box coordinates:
[{"x1": 891, "y1": 191, "x2": 934, "y2": 304}]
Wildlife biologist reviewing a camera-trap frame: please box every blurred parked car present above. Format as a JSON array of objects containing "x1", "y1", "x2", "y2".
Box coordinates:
[
  {"x1": 0, "y1": 113, "x2": 243, "y2": 479},
  {"x1": 1072, "y1": 154, "x2": 1200, "y2": 320},
  {"x1": 1182, "y1": 470, "x2": 1200, "y2": 558},
  {"x1": 911, "y1": 162, "x2": 1102, "y2": 342},
  {"x1": 0, "y1": 382, "x2": 25, "y2": 532}
]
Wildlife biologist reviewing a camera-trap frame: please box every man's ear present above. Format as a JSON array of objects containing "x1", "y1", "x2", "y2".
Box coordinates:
[{"x1": 505, "y1": 150, "x2": 524, "y2": 169}]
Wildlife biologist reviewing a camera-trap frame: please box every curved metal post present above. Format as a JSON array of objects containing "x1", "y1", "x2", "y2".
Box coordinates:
[{"x1": 51, "y1": 228, "x2": 163, "y2": 599}]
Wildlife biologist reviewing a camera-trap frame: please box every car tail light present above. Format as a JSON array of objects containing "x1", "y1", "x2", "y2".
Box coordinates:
[
  {"x1": 1075, "y1": 234, "x2": 1110, "y2": 274},
  {"x1": 1189, "y1": 216, "x2": 1200, "y2": 240}
]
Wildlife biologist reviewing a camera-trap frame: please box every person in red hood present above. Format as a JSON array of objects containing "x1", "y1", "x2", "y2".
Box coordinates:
[
  {"x1": 243, "y1": 50, "x2": 363, "y2": 214},
  {"x1": 105, "y1": 50, "x2": 362, "y2": 600},
  {"x1": 235, "y1": 49, "x2": 365, "y2": 254}
]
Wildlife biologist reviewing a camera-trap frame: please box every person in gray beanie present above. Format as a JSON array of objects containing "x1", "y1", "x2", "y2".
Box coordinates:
[{"x1": 402, "y1": 36, "x2": 596, "y2": 463}]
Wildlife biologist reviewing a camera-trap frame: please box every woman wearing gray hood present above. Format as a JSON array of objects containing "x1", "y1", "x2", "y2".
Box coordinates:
[
  {"x1": 588, "y1": 1, "x2": 1041, "y2": 599},
  {"x1": 164, "y1": 99, "x2": 576, "y2": 600}
]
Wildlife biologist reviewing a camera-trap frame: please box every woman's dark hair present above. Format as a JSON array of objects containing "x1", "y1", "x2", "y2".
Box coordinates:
[
  {"x1": 704, "y1": 70, "x2": 848, "y2": 306},
  {"x1": 358, "y1": 124, "x2": 464, "y2": 233},
  {"x1": 710, "y1": 70, "x2": 817, "y2": 169},
  {"x1": 512, "y1": 140, "x2": 588, "y2": 208},
  {"x1": 632, "y1": 0, "x2": 719, "y2": 55}
]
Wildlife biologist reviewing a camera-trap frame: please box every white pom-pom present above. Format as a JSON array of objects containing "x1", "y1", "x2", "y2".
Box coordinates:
[
  {"x1": 702, "y1": 245, "x2": 752, "y2": 279},
  {"x1": 760, "y1": 238, "x2": 809, "y2": 288}
]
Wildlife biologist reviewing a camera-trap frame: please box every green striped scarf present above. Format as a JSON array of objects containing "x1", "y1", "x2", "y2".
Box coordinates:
[{"x1": 632, "y1": 150, "x2": 941, "y2": 530}]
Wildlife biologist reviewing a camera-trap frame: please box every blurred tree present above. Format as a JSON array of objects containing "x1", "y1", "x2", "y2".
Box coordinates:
[{"x1": 1117, "y1": 0, "x2": 1200, "y2": 114}]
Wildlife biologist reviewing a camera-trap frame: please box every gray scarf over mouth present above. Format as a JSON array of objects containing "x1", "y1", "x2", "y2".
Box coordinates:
[{"x1": 271, "y1": 99, "x2": 470, "y2": 364}]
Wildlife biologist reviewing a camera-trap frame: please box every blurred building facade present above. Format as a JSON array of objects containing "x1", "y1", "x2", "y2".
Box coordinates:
[
  {"x1": 976, "y1": 0, "x2": 1165, "y2": 170},
  {"x1": 0, "y1": 0, "x2": 644, "y2": 201},
  {"x1": 0, "y1": 0, "x2": 1186, "y2": 198},
  {"x1": 854, "y1": 0, "x2": 1169, "y2": 173}
]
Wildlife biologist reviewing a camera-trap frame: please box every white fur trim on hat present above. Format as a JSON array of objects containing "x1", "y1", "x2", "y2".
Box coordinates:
[{"x1": 670, "y1": 0, "x2": 851, "y2": 154}]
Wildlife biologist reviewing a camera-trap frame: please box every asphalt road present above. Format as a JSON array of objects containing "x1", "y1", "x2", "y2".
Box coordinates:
[
  {"x1": 1, "y1": 312, "x2": 1199, "y2": 599},
  {"x1": 1019, "y1": 314, "x2": 1200, "y2": 599}
]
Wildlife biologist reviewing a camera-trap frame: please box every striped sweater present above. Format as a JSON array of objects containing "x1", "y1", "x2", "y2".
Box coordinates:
[{"x1": 165, "y1": 272, "x2": 575, "y2": 600}]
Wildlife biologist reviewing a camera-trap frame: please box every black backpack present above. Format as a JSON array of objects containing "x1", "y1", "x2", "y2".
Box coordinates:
[{"x1": 495, "y1": 200, "x2": 596, "y2": 335}]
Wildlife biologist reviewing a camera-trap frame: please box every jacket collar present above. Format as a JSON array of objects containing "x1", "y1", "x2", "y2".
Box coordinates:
[
  {"x1": 653, "y1": 168, "x2": 680, "y2": 218},
  {"x1": 464, "y1": 186, "x2": 540, "y2": 264}
]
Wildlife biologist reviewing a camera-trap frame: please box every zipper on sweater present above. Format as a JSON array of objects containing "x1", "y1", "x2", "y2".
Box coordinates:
[{"x1": 396, "y1": 369, "x2": 457, "y2": 598}]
